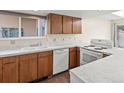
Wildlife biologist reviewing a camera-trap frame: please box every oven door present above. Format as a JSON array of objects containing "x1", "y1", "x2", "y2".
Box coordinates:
[{"x1": 80, "y1": 48, "x2": 103, "y2": 65}]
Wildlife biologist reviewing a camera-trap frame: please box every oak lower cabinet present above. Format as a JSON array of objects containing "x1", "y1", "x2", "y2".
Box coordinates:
[
  {"x1": 69, "y1": 47, "x2": 80, "y2": 69},
  {"x1": 77, "y1": 47, "x2": 80, "y2": 66},
  {"x1": 2, "y1": 56, "x2": 19, "y2": 83},
  {"x1": 69, "y1": 47, "x2": 77, "y2": 69},
  {"x1": 0, "y1": 47, "x2": 80, "y2": 83},
  {"x1": 0, "y1": 59, "x2": 2, "y2": 82},
  {"x1": 38, "y1": 51, "x2": 53, "y2": 79},
  {"x1": 19, "y1": 54, "x2": 37, "y2": 83}
]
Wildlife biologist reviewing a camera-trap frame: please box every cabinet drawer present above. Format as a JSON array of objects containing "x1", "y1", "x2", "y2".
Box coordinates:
[
  {"x1": 3, "y1": 56, "x2": 18, "y2": 64},
  {"x1": 20, "y1": 53, "x2": 37, "y2": 60},
  {"x1": 0, "y1": 58, "x2": 2, "y2": 60},
  {"x1": 69, "y1": 47, "x2": 77, "y2": 52},
  {"x1": 28, "y1": 53, "x2": 37, "y2": 59},
  {"x1": 0, "y1": 59, "x2": 2, "y2": 64},
  {"x1": 38, "y1": 51, "x2": 53, "y2": 58}
]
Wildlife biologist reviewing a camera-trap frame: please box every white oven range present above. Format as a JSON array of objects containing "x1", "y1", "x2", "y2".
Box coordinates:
[
  {"x1": 80, "y1": 48, "x2": 103, "y2": 65},
  {"x1": 80, "y1": 39, "x2": 112, "y2": 65}
]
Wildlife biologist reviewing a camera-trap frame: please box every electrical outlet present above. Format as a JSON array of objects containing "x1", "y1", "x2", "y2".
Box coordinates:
[
  {"x1": 53, "y1": 38, "x2": 56, "y2": 42},
  {"x1": 10, "y1": 40, "x2": 15, "y2": 45}
]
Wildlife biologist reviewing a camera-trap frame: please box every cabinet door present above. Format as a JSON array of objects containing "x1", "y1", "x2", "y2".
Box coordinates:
[
  {"x1": 0, "y1": 59, "x2": 2, "y2": 83},
  {"x1": 63, "y1": 16, "x2": 73, "y2": 34},
  {"x1": 19, "y1": 54, "x2": 37, "y2": 83},
  {"x1": 73, "y1": 17, "x2": 82, "y2": 34},
  {"x1": 29, "y1": 58, "x2": 37, "y2": 81},
  {"x1": 2, "y1": 57, "x2": 18, "y2": 83},
  {"x1": 19, "y1": 58, "x2": 30, "y2": 83},
  {"x1": 50, "y1": 14, "x2": 63, "y2": 34},
  {"x1": 38, "y1": 52, "x2": 53, "y2": 79},
  {"x1": 69, "y1": 48, "x2": 77, "y2": 69},
  {"x1": 77, "y1": 47, "x2": 80, "y2": 66}
]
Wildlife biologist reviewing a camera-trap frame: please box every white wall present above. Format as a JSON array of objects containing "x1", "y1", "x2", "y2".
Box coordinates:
[{"x1": 81, "y1": 17, "x2": 111, "y2": 42}]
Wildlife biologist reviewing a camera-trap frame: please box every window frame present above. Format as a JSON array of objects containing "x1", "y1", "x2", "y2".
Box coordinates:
[{"x1": 0, "y1": 15, "x2": 47, "y2": 40}]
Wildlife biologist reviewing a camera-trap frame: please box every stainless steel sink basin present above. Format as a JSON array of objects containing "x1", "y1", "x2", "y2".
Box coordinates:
[
  {"x1": 21, "y1": 47, "x2": 38, "y2": 50},
  {"x1": 20, "y1": 46, "x2": 49, "y2": 51}
]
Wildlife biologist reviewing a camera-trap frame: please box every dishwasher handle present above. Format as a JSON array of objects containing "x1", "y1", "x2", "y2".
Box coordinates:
[{"x1": 54, "y1": 49, "x2": 69, "y2": 53}]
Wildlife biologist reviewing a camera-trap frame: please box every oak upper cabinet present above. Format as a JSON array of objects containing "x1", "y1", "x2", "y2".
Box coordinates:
[
  {"x1": 72, "y1": 17, "x2": 82, "y2": 34},
  {"x1": 63, "y1": 16, "x2": 73, "y2": 34},
  {"x1": 48, "y1": 14, "x2": 63, "y2": 34},
  {"x1": 48, "y1": 13, "x2": 82, "y2": 34},
  {"x1": 69, "y1": 47, "x2": 80, "y2": 69},
  {"x1": 0, "y1": 59, "x2": 2, "y2": 83},
  {"x1": 2, "y1": 56, "x2": 19, "y2": 83},
  {"x1": 38, "y1": 51, "x2": 53, "y2": 79},
  {"x1": 19, "y1": 54, "x2": 37, "y2": 83}
]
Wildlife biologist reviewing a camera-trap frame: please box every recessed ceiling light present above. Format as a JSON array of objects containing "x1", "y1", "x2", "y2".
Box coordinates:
[
  {"x1": 33, "y1": 10, "x2": 39, "y2": 12},
  {"x1": 112, "y1": 10, "x2": 124, "y2": 17},
  {"x1": 97, "y1": 10, "x2": 102, "y2": 12}
]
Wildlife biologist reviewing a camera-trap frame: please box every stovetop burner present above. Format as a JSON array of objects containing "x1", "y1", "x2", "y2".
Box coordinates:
[
  {"x1": 94, "y1": 47, "x2": 108, "y2": 50},
  {"x1": 84, "y1": 45, "x2": 95, "y2": 47},
  {"x1": 83, "y1": 39, "x2": 112, "y2": 51},
  {"x1": 101, "y1": 47, "x2": 107, "y2": 49},
  {"x1": 94, "y1": 48, "x2": 103, "y2": 50},
  {"x1": 83, "y1": 45, "x2": 108, "y2": 50}
]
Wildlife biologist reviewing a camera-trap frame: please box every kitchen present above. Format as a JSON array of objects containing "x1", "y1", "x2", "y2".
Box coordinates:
[{"x1": 0, "y1": 10, "x2": 124, "y2": 83}]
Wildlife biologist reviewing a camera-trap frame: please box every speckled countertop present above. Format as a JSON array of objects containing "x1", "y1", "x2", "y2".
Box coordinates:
[{"x1": 70, "y1": 47, "x2": 124, "y2": 83}]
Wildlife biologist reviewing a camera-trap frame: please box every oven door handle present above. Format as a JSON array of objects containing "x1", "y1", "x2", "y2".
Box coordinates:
[{"x1": 81, "y1": 51, "x2": 103, "y2": 57}]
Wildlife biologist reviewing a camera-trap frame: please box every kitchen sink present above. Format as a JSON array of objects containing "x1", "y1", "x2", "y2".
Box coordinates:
[
  {"x1": 20, "y1": 46, "x2": 49, "y2": 51},
  {"x1": 21, "y1": 47, "x2": 38, "y2": 50}
]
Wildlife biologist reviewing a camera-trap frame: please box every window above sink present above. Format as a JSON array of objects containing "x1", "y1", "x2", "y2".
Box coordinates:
[{"x1": 0, "y1": 13, "x2": 47, "y2": 39}]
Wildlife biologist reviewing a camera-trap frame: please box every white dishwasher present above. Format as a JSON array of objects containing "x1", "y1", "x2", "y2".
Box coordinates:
[{"x1": 53, "y1": 48, "x2": 69, "y2": 75}]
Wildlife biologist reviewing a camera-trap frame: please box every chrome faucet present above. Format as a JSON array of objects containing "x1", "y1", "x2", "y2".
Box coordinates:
[
  {"x1": 30, "y1": 43, "x2": 39, "y2": 47},
  {"x1": 39, "y1": 41, "x2": 42, "y2": 46}
]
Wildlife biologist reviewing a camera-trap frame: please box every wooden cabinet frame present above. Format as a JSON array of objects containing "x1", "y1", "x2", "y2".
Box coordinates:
[
  {"x1": 38, "y1": 51, "x2": 53, "y2": 79},
  {"x1": 19, "y1": 53, "x2": 37, "y2": 83},
  {"x1": 69, "y1": 47, "x2": 80, "y2": 69},
  {"x1": 63, "y1": 16, "x2": 73, "y2": 34},
  {"x1": 48, "y1": 13, "x2": 82, "y2": 34},
  {"x1": 2, "y1": 56, "x2": 19, "y2": 83},
  {"x1": 0, "y1": 47, "x2": 79, "y2": 83},
  {"x1": 48, "y1": 13, "x2": 63, "y2": 34}
]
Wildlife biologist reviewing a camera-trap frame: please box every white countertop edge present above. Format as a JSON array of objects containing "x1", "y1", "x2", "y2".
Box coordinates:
[
  {"x1": 0, "y1": 44, "x2": 77, "y2": 58},
  {"x1": 69, "y1": 70, "x2": 89, "y2": 83},
  {"x1": 69, "y1": 48, "x2": 124, "y2": 83}
]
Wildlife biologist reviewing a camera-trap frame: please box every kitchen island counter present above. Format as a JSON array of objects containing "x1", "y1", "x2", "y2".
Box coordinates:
[{"x1": 70, "y1": 48, "x2": 124, "y2": 83}]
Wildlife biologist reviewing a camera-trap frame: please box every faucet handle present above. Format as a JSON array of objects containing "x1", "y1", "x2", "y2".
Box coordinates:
[
  {"x1": 30, "y1": 43, "x2": 39, "y2": 47},
  {"x1": 39, "y1": 42, "x2": 42, "y2": 46}
]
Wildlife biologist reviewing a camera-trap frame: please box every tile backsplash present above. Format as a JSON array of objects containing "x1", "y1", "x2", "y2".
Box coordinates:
[{"x1": 0, "y1": 34, "x2": 85, "y2": 51}]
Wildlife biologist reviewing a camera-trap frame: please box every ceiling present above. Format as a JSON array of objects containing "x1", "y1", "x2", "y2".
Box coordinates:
[{"x1": 9, "y1": 10, "x2": 122, "y2": 20}]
